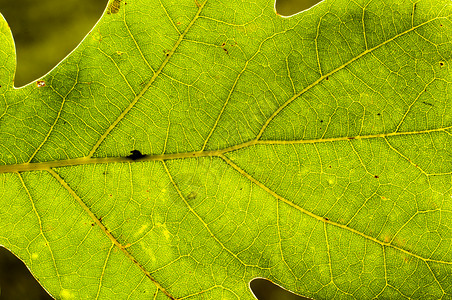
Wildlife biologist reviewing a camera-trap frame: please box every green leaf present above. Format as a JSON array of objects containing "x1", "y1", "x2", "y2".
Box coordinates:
[{"x1": 0, "y1": 0, "x2": 451, "y2": 299}]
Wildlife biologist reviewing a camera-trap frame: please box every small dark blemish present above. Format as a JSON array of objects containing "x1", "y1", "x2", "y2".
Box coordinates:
[
  {"x1": 325, "y1": 76, "x2": 329, "y2": 81},
  {"x1": 422, "y1": 101, "x2": 433, "y2": 106},
  {"x1": 91, "y1": 223, "x2": 95, "y2": 226},
  {"x1": 324, "y1": 217, "x2": 329, "y2": 221},
  {"x1": 348, "y1": 137, "x2": 356, "y2": 140},
  {"x1": 377, "y1": 113, "x2": 381, "y2": 116},
  {"x1": 320, "y1": 120, "x2": 323, "y2": 123},
  {"x1": 98, "y1": 217, "x2": 103, "y2": 222},
  {"x1": 107, "y1": 0, "x2": 122, "y2": 14},
  {"x1": 187, "y1": 191, "x2": 197, "y2": 200},
  {"x1": 221, "y1": 42, "x2": 229, "y2": 54},
  {"x1": 440, "y1": 62, "x2": 444, "y2": 67},
  {"x1": 127, "y1": 150, "x2": 146, "y2": 160},
  {"x1": 374, "y1": 175, "x2": 379, "y2": 179},
  {"x1": 328, "y1": 165, "x2": 332, "y2": 168},
  {"x1": 36, "y1": 80, "x2": 45, "y2": 87}
]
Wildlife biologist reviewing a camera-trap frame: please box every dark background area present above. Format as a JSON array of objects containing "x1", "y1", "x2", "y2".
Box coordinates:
[{"x1": 0, "y1": 0, "x2": 320, "y2": 299}]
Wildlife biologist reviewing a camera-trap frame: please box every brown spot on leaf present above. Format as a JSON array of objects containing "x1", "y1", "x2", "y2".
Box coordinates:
[
  {"x1": 221, "y1": 42, "x2": 229, "y2": 54},
  {"x1": 107, "y1": 0, "x2": 122, "y2": 14},
  {"x1": 36, "y1": 80, "x2": 45, "y2": 87}
]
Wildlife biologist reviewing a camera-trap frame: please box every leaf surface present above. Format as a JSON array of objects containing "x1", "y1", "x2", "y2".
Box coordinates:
[{"x1": 0, "y1": 0, "x2": 451, "y2": 299}]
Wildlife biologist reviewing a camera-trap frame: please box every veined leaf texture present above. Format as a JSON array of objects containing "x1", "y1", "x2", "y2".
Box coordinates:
[{"x1": 0, "y1": 0, "x2": 451, "y2": 299}]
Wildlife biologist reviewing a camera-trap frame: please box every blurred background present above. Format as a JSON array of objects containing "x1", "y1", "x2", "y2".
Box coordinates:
[{"x1": 0, "y1": 0, "x2": 321, "y2": 299}]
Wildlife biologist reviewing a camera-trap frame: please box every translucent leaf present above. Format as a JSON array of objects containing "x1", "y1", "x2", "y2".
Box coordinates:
[{"x1": 0, "y1": 0, "x2": 451, "y2": 299}]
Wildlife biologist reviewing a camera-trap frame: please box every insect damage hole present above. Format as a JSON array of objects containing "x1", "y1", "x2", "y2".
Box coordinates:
[{"x1": 126, "y1": 150, "x2": 146, "y2": 160}]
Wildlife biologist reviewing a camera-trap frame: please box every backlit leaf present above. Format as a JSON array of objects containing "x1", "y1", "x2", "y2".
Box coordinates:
[{"x1": 0, "y1": 0, "x2": 451, "y2": 299}]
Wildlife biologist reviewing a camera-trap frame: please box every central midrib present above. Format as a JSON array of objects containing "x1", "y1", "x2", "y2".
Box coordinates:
[{"x1": 0, "y1": 126, "x2": 447, "y2": 173}]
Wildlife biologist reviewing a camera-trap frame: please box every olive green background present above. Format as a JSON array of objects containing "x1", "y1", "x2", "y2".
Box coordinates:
[
  {"x1": 0, "y1": 0, "x2": 320, "y2": 299},
  {"x1": 1, "y1": 0, "x2": 321, "y2": 87}
]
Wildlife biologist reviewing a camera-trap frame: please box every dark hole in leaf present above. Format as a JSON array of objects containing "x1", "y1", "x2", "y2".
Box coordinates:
[
  {"x1": 250, "y1": 278, "x2": 312, "y2": 300},
  {"x1": 127, "y1": 150, "x2": 146, "y2": 160}
]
